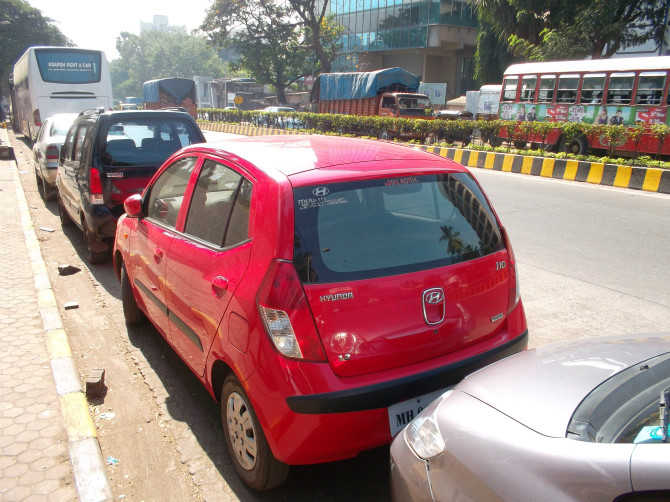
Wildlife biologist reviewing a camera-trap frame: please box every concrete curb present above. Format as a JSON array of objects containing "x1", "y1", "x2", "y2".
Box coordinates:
[
  {"x1": 197, "y1": 121, "x2": 670, "y2": 194},
  {"x1": 9, "y1": 155, "x2": 113, "y2": 501}
]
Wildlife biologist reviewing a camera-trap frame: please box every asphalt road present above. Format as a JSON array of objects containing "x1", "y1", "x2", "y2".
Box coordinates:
[
  {"x1": 13, "y1": 129, "x2": 670, "y2": 500},
  {"x1": 473, "y1": 168, "x2": 670, "y2": 348}
]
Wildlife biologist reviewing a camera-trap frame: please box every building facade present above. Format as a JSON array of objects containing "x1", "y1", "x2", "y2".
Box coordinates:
[{"x1": 329, "y1": 0, "x2": 479, "y2": 101}]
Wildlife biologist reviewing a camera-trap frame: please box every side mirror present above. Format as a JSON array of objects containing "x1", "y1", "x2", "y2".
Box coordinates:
[{"x1": 123, "y1": 194, "x2": 143, "y2": 217}]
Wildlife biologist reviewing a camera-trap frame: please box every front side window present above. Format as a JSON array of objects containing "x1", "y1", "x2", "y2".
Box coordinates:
[
  {"x1": 502, "y1": 77, "x2": 518, "y2": 101},
  {"x1": 146, "y1": 156, "x2": 198, "y2": 228},
  {"x1": 607, "y1": 73, "x2": 635, "y2": 105},
  {"x1": 581, "y1": 74, "x2": 606, "y2": 104},
  {"x1": 184, "y1": 159, "x2": 252, "y2": 247},
  {"x1": 293, "y1": 173, "x2": 504, "y2": 284},
  {"x1": 636, "y1": 72, "x2": 667, "y2": 105},
  {"x1": 520, "y1": 76, "x2": 537, "y2": 102},
  {"x1": 557, "y1": 75, "x2": 579, "y2": 103},
  {"x1": 537, "y1": 76, "x2": 556, "y2": 103}
]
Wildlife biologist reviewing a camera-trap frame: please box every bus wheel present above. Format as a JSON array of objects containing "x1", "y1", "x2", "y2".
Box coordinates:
[
  {"x1": 559, "y1": 135, "x2": 589, "y2": 155},
  {"x1": 513, "y1": 140, "x2": 527, "y2": 149},
  {"x1": 489, "y1": 135, "x2": 503, "y2": 148}
]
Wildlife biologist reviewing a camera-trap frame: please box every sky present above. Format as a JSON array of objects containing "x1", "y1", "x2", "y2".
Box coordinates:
[{"x1": 27, "y1": 0, "x2": 215, "y2": 61}]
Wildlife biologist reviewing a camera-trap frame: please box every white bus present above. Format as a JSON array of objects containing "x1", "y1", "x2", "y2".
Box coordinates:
[{"x1": 11, "y1": 46, "x2": 113, "y2": 141}]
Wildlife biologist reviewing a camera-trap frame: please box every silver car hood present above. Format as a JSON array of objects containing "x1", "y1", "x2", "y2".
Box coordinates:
[{"x1": 456, "y1": 332, "x2": 670, "y2": 437}]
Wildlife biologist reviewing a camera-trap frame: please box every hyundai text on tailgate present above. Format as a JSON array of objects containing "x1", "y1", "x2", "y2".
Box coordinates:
[{"x1": 112, "y1": 135, "x2": 528, "y2": 490}]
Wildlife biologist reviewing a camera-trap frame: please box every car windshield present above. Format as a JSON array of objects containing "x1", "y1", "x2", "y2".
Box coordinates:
[
  {"x1": 568, "y1": 351, "x2": 670, "y2": 444},
  {"x1": 50, "y1": 118, "x2": 76, "y2": 137},
  {"x1": 293, "y1": 172, "x2": 504, "y2": 284},
  {"x1": 101, "y1": 118, "x2": 202, "y2": 167}
]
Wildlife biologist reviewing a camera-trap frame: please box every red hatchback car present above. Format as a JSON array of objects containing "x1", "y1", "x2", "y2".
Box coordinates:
[{"x1": 113, "y1": 135, "x2": 528, "y2": 490}]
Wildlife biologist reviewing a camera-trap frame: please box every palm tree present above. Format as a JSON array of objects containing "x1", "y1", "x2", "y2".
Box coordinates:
[{"x1": 439, "y1": 225, "x2": 465, "y2": 257}]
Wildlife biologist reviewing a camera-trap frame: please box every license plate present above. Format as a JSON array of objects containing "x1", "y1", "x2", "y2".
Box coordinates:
[{"x1": 388, "y1": 388, "x2": 449, "y2": 437}]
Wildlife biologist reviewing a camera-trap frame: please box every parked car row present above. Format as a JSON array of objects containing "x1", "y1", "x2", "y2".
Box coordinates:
[
  {"x1": 34, "y1": 108, "x2": 206, "y2": 263},
  {"x1": 28, "y1": 110, "x2": 669, "y2": 498}
]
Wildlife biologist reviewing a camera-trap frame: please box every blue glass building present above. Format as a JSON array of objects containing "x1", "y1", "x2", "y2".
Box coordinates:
[{"x1": 329, "y1": 0, "x2": 479, "y2": 102}]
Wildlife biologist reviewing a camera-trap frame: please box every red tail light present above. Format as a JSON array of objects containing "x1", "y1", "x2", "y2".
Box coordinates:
[
  {"x1": 46, "y1": 145, "x2": 59, "y2": 160},
  {"x1": 33, "y1": 109, "x2": 41, "y2": 127},
  {"x1": 256, "y1": 259, "x2": 326, "y2": 362},
  {"x1": 501, "y1": 227, "x2": 520, "y2": 314},
  {"x1": 89, "y1": 168, "x2": 104, "y2": 205}
]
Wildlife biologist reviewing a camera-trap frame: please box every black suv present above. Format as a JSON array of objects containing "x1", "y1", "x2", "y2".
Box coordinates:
[{"x1": 57, "y1": 108, "x2": 206, "y2": 263}]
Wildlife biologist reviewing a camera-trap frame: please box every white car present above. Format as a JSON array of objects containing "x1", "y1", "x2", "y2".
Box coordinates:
[{"x1": 32, "y1": 113, "x2": 78, "y2": 200}]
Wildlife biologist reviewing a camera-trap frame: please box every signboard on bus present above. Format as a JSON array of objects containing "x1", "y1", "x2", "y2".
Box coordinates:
[{"x1": 34, "y1": 49, "x2": 102, "y2": 84}]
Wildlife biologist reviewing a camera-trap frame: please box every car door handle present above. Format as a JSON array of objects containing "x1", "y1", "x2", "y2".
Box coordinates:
[
  {"x1": 211, "y1": 276, "x2": 229, "y2": 298},
  {"x1": 153, "y1": 247, "x2": 164, "y2": 263}
]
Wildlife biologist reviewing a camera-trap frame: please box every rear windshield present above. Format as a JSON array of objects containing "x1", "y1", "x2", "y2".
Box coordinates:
[
  {"x1": 293, "y1": 173, "x2": 504, "y2": 284},
  {"x1": 35, "y1": 48, "x2": 102, "y2": 84},
  {"x1": 100, "y1": 118, "x2": 202, "y2": 167}
]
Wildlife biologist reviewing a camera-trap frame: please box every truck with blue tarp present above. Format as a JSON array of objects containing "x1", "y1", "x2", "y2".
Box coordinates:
[
  {"x1": 312, "y1": 68, "x2": 433, "y2": 119},
  {"x1": 143, "y1": 78, "x2": 197, "y2": 119}
]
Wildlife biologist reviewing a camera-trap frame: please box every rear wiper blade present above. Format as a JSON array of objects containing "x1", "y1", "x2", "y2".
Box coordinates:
[{"x1": 660, "y1": 386, "x2": 670, "y2": 442}]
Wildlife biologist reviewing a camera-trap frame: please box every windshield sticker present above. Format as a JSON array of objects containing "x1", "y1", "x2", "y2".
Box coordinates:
[
  {"x1": 298, "y1": 195, "x2": 349, "y2": 210},
  {"x1": 385, "y1": 176, "x2": 418, "y2": 186}
]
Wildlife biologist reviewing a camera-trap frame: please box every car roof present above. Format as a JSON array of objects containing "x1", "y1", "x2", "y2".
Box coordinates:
[
  {"x1": 179, "y1": 135, "x2": 469, "y2": 179},
  {"x1": 76, "y1": 109, "x2": 194, "y2": 121},
  {"x1": 456, "y1": 332, "x2": 670, "y2": 437}
]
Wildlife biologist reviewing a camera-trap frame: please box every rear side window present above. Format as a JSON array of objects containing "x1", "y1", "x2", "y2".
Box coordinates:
[
  {"x1": 184, "y1": 159, "x2": 252, "y2": 247},
  {"x1": 101, "y1": 118, "x2": 202, "y2": 167},
  {"x1": 293, "y1": 173, "x2": 504, "y2": 284}
]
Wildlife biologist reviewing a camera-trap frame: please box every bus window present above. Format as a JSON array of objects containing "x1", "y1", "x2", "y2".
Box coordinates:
[
  {"x1": 502, "y1": 77, "x2": 518, "y2": 101},
  {"x1": 580, "y1": 74, "x2": 606, "y2": 104},
  {"x1": 520, "y1": 76, "x2": 537, "y2": 102},
  {"x1": 607, "y1": 73, "x2": 635, "y2": 105},
  {"x1": 635, "y1": 72, "x2": 666, "y2": 106},
  {"x1": 537, "y1": 76, "x2": 556, "y2": 103},
  {"x1": 556, "y1": 75, "x2": 579, "y2": 103}
]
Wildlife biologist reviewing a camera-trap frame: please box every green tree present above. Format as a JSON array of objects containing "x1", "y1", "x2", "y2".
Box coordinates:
[
  {"x1": 287, "y1": 1, "x2": 343, "y2": 74},
  {"x1": 201, "y1": 0, "x2": 310, "y2": 104},
  {"x1": 474, "y1": 0, "x2": 668, "y2": 75},
  {"x1": 110, "y1": 31, "x2": 226, "y2": 101},
  {"x1": 0, "y1": 0, "x2": 71, "y2": 113}
]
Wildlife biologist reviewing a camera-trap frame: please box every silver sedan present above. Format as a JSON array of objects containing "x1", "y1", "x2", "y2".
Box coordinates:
[
  {"x1": 32, "y1": 113, "x2": 78, "y2": 200},
  {"x1": 390, "y1": 333, "x2": 670, "y2": 501}
]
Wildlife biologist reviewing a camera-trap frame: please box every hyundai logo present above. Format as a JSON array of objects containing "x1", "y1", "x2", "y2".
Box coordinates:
[
  {"x1": 422, "y1": 287, "x2": 446, "y2": 325},
  {"x1": 312, "y1": 187, "x2": 329, "y2": 197},
  {"x1": 424, "y1": 290, "x2": 444, "y2": 304}
]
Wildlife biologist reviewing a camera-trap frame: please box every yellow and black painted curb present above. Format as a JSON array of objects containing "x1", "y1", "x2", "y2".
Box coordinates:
[
  {"x1": 198, "y1": 121, "x2": 670, "y2": 194},
  {"x1": 417, "y1": 145, "x2": 670, "y2": 194}
]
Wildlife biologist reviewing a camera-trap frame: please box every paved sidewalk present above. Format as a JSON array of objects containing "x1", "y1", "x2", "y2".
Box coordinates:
[{"x1": 0, "y1": 125, "x2": 112, "y2": 501}]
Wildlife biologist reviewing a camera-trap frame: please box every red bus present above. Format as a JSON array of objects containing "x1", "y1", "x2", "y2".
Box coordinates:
[{"x1": 493, "y1": 56, "x2": 670, "y2": 156}]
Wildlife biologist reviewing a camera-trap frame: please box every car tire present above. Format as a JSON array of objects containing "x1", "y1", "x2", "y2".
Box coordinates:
[
  {"x1": 121, "y1": 263, "x2": 145, "y2": 325},
  {"x1": 221, "y1": 374, "x2": 289, "y2": 491},
  {"x1": 57, "y1": 193, "x2": 74, "y2": 227},
  {"x1": 82, "y1": 224, "x2": 109, "y2": 264}
]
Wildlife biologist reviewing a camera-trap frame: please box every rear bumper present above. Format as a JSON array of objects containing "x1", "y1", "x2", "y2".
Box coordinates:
[{"x1": 286, "y1": 329, "x2": 528, "y2": 414}]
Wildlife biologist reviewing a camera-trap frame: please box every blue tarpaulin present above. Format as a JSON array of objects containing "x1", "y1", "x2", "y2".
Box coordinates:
[
  {"x1": 316, "y1": 68, "x2": 421, "y2": 101},
  {"x1": 143, "y1": 78, "x2": 195, "y2": 103}
]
